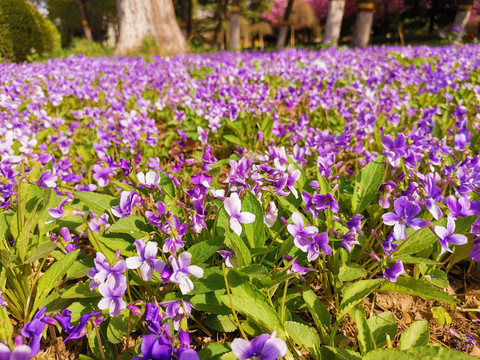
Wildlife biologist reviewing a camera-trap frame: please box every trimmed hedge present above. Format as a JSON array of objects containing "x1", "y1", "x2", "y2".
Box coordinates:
[{"x1": 0, "y1": 0, "x2": 57, "y2": 62}]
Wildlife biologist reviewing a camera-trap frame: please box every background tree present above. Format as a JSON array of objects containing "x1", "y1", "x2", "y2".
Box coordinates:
[
  {"x1": 230, "y1": 0, "x2": 241, "y2": 50},
  {"x1": 276, "y1": 0, "x2": 294, "y2": 49},
  {"x1": 324, "y1": 0, "x2": 345, "y2": 45},
  {"x1": 454, "y1": 0, "x2": 474, "y2": 34},
  {"x1": 352, "y1": 0, "x2": 374, "y2": 47},
  {"x1": 115, "y1": 0, "x2": 189, "y2": 56}
]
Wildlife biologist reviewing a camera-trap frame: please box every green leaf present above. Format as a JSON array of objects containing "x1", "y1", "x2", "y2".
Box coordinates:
[
  {"x1": 338, "y1": 263, "x2": 367, "y2": 282},
  {"x1": 322, "y1": 346, "x2": 362, "y2": 360},
  {"x1": 190, "y1": 291, "x2": 230, "y2": 315},
  {"x1": 338, "y1": 279, "x2": 385, "y2": 319},
  {"x1": 350, "y1": 306, "x2": 375, "y2": 355},
  {"x1": 205, "y1": 314, "x2": 237, "y2": 332},
  {"x1": 377, "y1": 277, "x2": 458, "y2": 304},
  {"x1": 239, "y1": 264, "x2": 269, "y2": 278},
  {"x1": 224, "y1": 134, "x2": 244, "y2": 147},
  {"x1": 242, "y1": 191, "x2": 265, "y2": 249},
  {"x1": 431, "y1": 307, "x2": 452, "y2": 326},
  {"x1": 285, "y1": 321, "x2": 321, "y2": 355},
  {"x1": 61, "y1": 283, "x2": 101, "y2": 299},
  {"x1": 399, "y1": 320, "x2": 430, "y2": 350},
  {"x1": 226, "y1": 232, "x2": 251, "y2": 267},
  {"x1": 190, "y1": 267, "x2": 225, "y2": 295},
  {"x1": 159, "y1": 175, "x2": 176, "y2": 198},
  {"x1": 107, "y1": 215, "x2": 151, "y2": 238},
  {"x1": 393, "y1": 216, "x2": 478, "y2": 258},
  {"x1": 107, "y1": 309, "x2": 140, "y2": 344},
  {"x1": 79, "y1": 355, "x2": 95, "y2": 360},
  {"x1": 198, "y1": 342, "x2": 231, "y2": 360},
  {"x1": 407, "y1": 345, "x2": 473, "y2": 359},
  {"x1": 23, "y1": 242, "x2": 58, "y2": 264},
  {"x1": 74, "y1": 191, "x2": 117, "y2": 216},
  {"x1": 422, "y1": 268, "x2": 449, "y2": 289},
  {"x1": 351, "y1": 156, "x2": 385, "y2": 214},
  {"x1": 367, "y1": 311, "x2": 397, "y2": 348},
  {"x1": 393, "y1": 256, "x2": 441, "y2": 265},
  {"x1": 34, "y1": 249, "x2": 80, "y2": 313},
  {"x1": 221, "y1": 270, "x2": 284, "y2": 337},
  {"x1": 302, "y1": 288, "x2": 331, "y2": 329},
  {"x1": 188, "y1": 237, "x2": 224, "y2": 265},
  {"x1": 362, "y1": 348, "x2": 419, "y2": 360}
]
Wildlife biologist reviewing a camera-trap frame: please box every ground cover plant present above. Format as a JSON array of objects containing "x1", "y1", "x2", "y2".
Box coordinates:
[{"x1": 0, "y1": 45, "x2": 480, "y2": 359}]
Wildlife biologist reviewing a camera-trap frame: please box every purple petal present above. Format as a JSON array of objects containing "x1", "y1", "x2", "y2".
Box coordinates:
[
  {"x1": 230, "y1": 217, "x2": 243, "y2": 236},
  {"x1": 382, "y1": 212, "x2": 398, "y2": 225},
  {"x1": 447, "y1": 234, "x2": 467, "y2": 246},
  {"x1": 434, "y1": 225, "x2": 449, "y2": 240},
  {"x1": 10, "y1": 345, "x2": 32, "y2": 360},
  {"x1": 185, "y1": 265, "x2": 204, "y2": 279},
  {"x1": 224, "y1": 193, "x2": 241, "y2": 216},
  {"x1": 237, "y1": 212, "x2": 256, "y2": 224},
  {"x1": 126, "y1": 257, "x2": 143, "y2": 269},
  {"x1": 140, "y1": 262, "x2": 154, "y2": 281},
  {"x1": 446, "y1": 216, "x2": 456, "y2": 234},
  {"x1": 231, "y1": 338, "x2": 253, "y2": 359},
  {"x1": 393, "y1": 222, "x2": 407, "y2": 241}
]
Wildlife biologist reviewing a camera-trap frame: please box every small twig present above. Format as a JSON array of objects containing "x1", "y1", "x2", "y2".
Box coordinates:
[
  {"x1": 49, "y1": 325, "x2": 64, "y2": 360},
  {"x1": 222, "y1": 263, "x2": 248, "y2": 340},
  {"x1": 92, "y1": 319, "x2": 107, "y2": 360}
]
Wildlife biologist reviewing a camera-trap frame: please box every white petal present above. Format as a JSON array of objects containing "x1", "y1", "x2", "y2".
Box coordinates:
[{"x1": 230, "y1": 217, "x2": 242, "y2": 236}]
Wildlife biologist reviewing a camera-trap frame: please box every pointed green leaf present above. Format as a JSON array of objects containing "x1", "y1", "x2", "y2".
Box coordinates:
[
  {"x1": 338, "y1": 279, "x2": 385, "y2": 319},
  {"x1": 285, "y1": 320, "x2": 321, "y2": 355},
  {"x1": 367, "y1": 311, "x2": 397, "y2": 348},
  {"x1": 242, "y1": 191, "x2": 265, "y2": 249},
  {"x1": 74, "y1": 191, "x2": 117, "y2": 216},
  {"x1": 350, "y1": 306, "x2": 375, "y2": 355},
  {"x1": 352, "y1": 156, "x2": 385, "y2": 214},
  {"x1": 399, "y1": 321, "x2": 430, "y2": 350}
]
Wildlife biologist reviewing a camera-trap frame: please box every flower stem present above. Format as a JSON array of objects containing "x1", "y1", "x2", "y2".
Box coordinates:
[{"x1": 222, "y1": 263, "x2": 248, "y2": 340}]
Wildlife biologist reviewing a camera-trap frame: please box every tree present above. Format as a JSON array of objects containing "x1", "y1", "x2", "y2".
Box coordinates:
[
  {"x1": 324, "y1": 0, "x2": 345, "y2": 45},
  {"x1": 230, "y1": 0, "x2": 241, "y2": 51},
  {"x1": 352, "y1": 0, "x2": 374, "y2": 47},
  {"x1": 276, "y1": 0, "x2": 294, "y2": 49},
  {"x1": 73, "y1": 0, "x2": 93, "y2": 40},
  {"x1": 115, "y1": 0, "x2": 188, "y2": 56},
  {"x1": 453, "y1": 0, "x2": 474, "y2": 34}
]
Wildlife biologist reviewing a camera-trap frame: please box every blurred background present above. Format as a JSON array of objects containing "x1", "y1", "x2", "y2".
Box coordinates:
[{"x1": 1, "y1": 0, "x2": 480, "y2": 61}]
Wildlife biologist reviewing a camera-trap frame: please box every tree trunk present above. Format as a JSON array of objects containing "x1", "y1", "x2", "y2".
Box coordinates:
[
  {"x1": 116, "y1": 0, "x2": 189, "y2": 56},
  {"x1": 181, "y1": 0, "x2": 188, "y2": 38},
  {"x1": 324, "y1": 0, "x2": 345, "y2": 45},
  {"x1": 352, "y1": 1, "x2": 374, "y2": 48},
  {"x1": 453, "y1": 1, "x2": 473, "y2": 35},
  {"x1": 74, "y1": 0, "x2": 93, "y2": 41},
  {"x1": 290, "y1": 25, "x2": 295, "y2": 46},
  {"x1": 276, "y1": 0, "x2": 294, "y2": 50},
  {"x1": 187, "y1": 0, "x2": 192, "y2": 36},
  {"x1": 259, "y1": 28, "x2": 264, "y2": 50},
  {"x1": 211, "y1": 0, "x2": 224, "y2": 49},
  {"x1": 230, "y1": 0, "x2": 241, "y2": 51}
]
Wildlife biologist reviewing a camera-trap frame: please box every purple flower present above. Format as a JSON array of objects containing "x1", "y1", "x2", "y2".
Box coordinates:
[
  {"x1": 470, "y1": 239, "x2": 480, "y2": 262},
  {"x1": 381, "y1": 134, "x2": 407, "y2": 167},
  {"x1": 46, "y1": 198, "x2": 84, "y2": 224},
  {"x1": 111, "y1": 190, "x2": 141, "y2": 218},
  {"x1": 178, "y1": 348, "x2": 200, "y2": 360},
  {"x1": 307, "y1": 232, "x2": 332, "y2": 261},
  {"x1": 89, "y1": 213, "x2": 110, "y2": 233},
  {"x1": 341, "y1": 229, "x2": 360, "y2": 253},
  {"x1": 36, "y1": 169, "x2": 58, "y2": 189},
  {"x1": 145, "y1": 303, "x2": 169, "y2": 335},
  {"x1": 0, "y1": 336, "x2": 32, "y2": 360},
  {"x1": 132, "y1": 334, "x2": 173, "y2": 360},
  {"x1": 382, "y1": 196, "x2": 426, "y2": 241},
  {"x1": 223, "y1": 193, "x2": 256, "y2": 236},
  {"x1": 231, "y1": 331, "x2": 287, "y2": 360},
  {"x1": 55, "y1": 309, "x2": 101, "y2": 341},
  {"x1": 264, "y1": 201, "x2": 278, "y2": 228},
  {"x1": 92, "y1": 164, "x2": 114, "y2": 188},
  {"x1": 159, "y1": 300, "x2": 193, "y2": 331},
  {"x1": 218, "y1": 249, "x2": 235, "y2": 268},
  {"x1": 0, "y1": 291, "x2": 7, "y2": 308},
  {"x1": 283, "y1": 255, "x2": 316, "y2": 279},
  {"x1": 126, "y1": 240, "x2": 166, "y2": 281},
  {"x1": 383, "y1": 261, "x2": 404, "y2": 282},
  {"x1": 302, "y1": 191, "x2": 339, "y2": 217},
  {"x1": 87, "y1": 252, "x2": 126, "y2": 290},
  {"x1": 286, "y1": 164, "x2": 301, "y2": 198},
  {"x1": 145, "y1": 201, "x2": 166, "y2": 228},
  {"x1": 446, "y1": 195, "x2": 475, "y2": 219},
  {"x1": 20, "y1": 307, "x2": 47, "y2": 356},
  {"x1": 434, "y1": 216, "x2": 468, "y2": 254},
  {"x1": 287, "y1": 212, "x2": 318, "y2": 252},
  {"x1": 97, "y1": 282, "x2": 127, "y2": 317},
  {"x1": 137, "y1": 171, "x2": 160, "y2": 188},
  {"x1": 163, "y1": 216, "x2": 188, "y2": 254},
  {"x1": 169, "y1": 252, "x2": 204, "y2": 295}
]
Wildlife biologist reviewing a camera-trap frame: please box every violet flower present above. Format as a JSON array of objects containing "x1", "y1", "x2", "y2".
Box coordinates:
[
  {"x1": 217, "y1": 249, "x2": 235, "y2": 268},
  {"x1": 470, "y1": 239, "x2": 480, "y2": 262},
  {"x1": 159, "y1": 300, "x2": 193, "y2": 331},
  {"x1": 0, "y1": 336, "x2": 32, "y2": 360},
  {"x1": 132, "y1": 334, "x2": 173, "y2": 360},
  {"x1": 36, "y1": 169, "x2": 58, "y2": 189},
  {"x1": 169, "y1": 252, "x2": 204, "y2": 295},
  {"x1": 46, "y1": 198, "x2": 84, "y2": 224},
  {"x1": 145, "y1": 303, "x2": 169, "y2": 336},
  {"x1": 223, "y1": 193, "x2": 256, "y2": 236},
  {"x1": 264, "y1": 201, "x2": 278, "y2": 228},
  {"x1": 126, "y1": 240, "x2": 166, "y2": 281},
  {"x1": 55, "y1": 309, "x2": 101, "y2": 341},
  {"x1": 383, "y1": 261, "x2": 404, "y2": 282},
  {"x1": 145, "y1": 201, "x2": 166, "y2": 228},
  {"x1": 231, "y1": 331, "x2": 287, "y2": 360},
  {"x1": 163, "y1": 216, "x2": 188, "y2": 254},
  {"x1": 307, "y1": 232, "x2": 332, "y2": 261},
  {"x1": 382, "y1": 196, "x2": 426, "y2": 241},
  {"x1": 87, "y1": 252, "x2": 126, "y2": 290},
  {"x1": 92, "y1": 164, "x2": 114, "y2": 187},
  {"x1": 111, "y1": 190, "x2": 141, "y2": 218},
  {"x1": 20, "y1": 306, "x2": 47, "y2": 356},
  {"x1": 97, "y1": 282, "x2": 127, "y2": 317},
  {"x1": 434, "y1": 216, "x2": 468, "y2": 254},
  {"x1": 287, "y1": 212, "x2": 318, "y2": 252},
  {"x1": 137, "y1": 171, "x2": 160, "y2": 188},
  {"x1": 0, "y1": 290, "x2": 7, "y2": 308}
]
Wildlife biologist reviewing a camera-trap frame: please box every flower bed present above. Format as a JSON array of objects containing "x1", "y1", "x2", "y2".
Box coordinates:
[{"x1": 0, "y1": 45, "x2": 479, "y2": 359}]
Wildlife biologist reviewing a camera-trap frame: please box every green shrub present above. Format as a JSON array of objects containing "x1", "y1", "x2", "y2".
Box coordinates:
[{"x1": 0, "y1": 0, "x2": 56, "y2": 62}]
